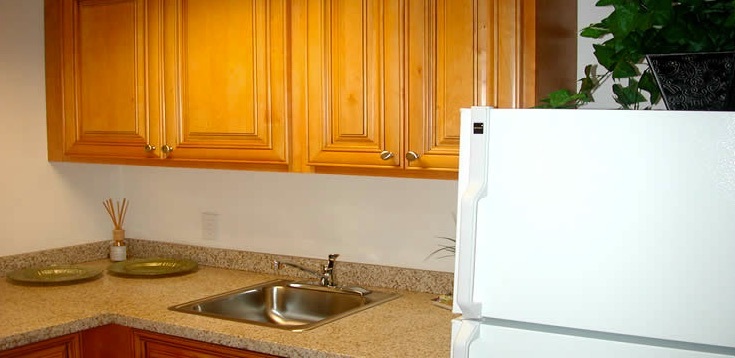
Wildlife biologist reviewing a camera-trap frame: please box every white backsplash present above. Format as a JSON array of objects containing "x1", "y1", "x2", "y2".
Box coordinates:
[{"x1": 121, "y1": 167, "x2": 458, "y2": 272}]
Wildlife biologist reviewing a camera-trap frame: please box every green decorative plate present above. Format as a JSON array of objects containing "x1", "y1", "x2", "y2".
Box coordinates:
[
  {"x1": 6, "y1": 265, "x2": 103, "y2": 285},
  {"x1": 107, "y1": 258, "x2": 198, "y2": 278}
]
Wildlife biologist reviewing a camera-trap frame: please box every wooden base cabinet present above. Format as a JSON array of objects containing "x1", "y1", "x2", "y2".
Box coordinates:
[
  {"x1": 1, "y1": 325, "x2": 279, "y2": 358},
  {"x1": 80, "y1": 324, "x2": 134, "y2": 358},
  {"x1": 45, "y1": 0, "x2": 576, "y2": 178},
  {"x1": 0, "y1": 334, "x2": 81, "y2": 358},
  {"x1": 132, "y1": 329, "x2": 278, "y2": 358}
]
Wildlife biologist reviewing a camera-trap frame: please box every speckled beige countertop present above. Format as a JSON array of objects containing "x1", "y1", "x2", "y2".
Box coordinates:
[{"x1": 0, "y1": 260, "x2": 455, "y2": 357}]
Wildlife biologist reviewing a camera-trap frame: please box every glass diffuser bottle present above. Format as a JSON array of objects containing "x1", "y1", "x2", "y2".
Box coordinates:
[{"x1": 104, "y1": 198, "x2": 129, "y2": 262}]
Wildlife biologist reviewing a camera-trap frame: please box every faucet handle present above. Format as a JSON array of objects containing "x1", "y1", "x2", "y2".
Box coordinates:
[
  {"x1": 326, "y1": 254, "x2": 339, "y2": 271},
  {"x1": 322, "y1": 254, "x2": 339, "y2": 287}
]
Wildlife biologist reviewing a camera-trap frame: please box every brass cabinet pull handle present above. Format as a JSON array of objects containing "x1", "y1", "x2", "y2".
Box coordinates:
[
  {"x1": 161, "y1": 145, "x2": 174, "y2": 154},
  {"x1": 405, "y1": 151, "x2": 420, "y2": 161},
  {"x1": 379, "y1": 150, "x2": 394, "y2": 160},
  {"x1": 144, "y1": 144, "x2": 156, "y2": 152}
]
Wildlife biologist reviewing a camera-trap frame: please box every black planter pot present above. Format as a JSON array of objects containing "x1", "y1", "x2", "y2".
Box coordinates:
[{"x1": 646, "y1": 51, "x2": 735, "y2": 111}]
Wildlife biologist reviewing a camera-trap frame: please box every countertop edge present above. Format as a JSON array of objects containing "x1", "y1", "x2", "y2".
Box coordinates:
[{"x1": 1, "y1": 312, "x2": 347, "y2": 358}]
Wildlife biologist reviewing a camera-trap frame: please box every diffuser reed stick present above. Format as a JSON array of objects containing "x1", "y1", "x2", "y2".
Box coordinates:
[{"x1": 103, "y1": 198, "x2": 128, "y2": 230}]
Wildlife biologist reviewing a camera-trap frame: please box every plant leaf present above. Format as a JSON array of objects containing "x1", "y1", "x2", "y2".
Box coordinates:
[
  {"x1": 581, "y1": 25, "x2": 610, "y2": 39},
  {"x1": 612, "y1": 79, "x2": 647, "y2": 108},
  {"x1": 638, "y1": 69, "x2": 662, "y2": 105},
  {"x1": 593, "y1": 44, "x2": 617, "y2": 71},
  {"x1": 606, "y1": 3, "x2": 640, "y2": 38},
  {"x1": 547, "y1": 89, "x2": 577, "y2": 108},
  {"x1": 425, "y1": 236, "x2": 456, "y2": 260},
  {"x1": 612, "y1": 60, "x2": 639, "y2": 78}
]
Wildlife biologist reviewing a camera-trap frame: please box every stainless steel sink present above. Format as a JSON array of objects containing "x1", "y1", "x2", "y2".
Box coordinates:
[{"x1": 169, "y1": 279, "x2": 399, "y2": 332}]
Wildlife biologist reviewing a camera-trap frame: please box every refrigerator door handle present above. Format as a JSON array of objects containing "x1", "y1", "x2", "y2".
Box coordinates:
[
  {"x1": 452, "y1": 319, "x2": 481, "y2": 358},
  {"x1": 455, "y1": 107, "x2": 490, "y2": 319}
]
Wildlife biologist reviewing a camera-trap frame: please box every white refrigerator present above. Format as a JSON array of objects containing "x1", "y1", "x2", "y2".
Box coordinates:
[{"x1": 451, "y1": 107, "x2": 735, "y2": 357}]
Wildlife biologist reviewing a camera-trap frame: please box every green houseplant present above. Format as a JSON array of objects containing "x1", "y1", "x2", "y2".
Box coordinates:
[{"x1": 539, "y1": 0, "x2": 735, "y2": 109}]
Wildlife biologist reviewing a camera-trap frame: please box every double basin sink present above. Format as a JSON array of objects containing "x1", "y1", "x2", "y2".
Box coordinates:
[{"x1": 170, "y1": 279, "x2": 399, "y2": 332}]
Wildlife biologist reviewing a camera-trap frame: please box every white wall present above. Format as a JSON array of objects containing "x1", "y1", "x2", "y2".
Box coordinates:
[
  {"x1": 121, "y1": 167, "x2": 457, "y2": 271},
  {"x1": 0, "y1": 0, "x2": 120, "y2": 255}
]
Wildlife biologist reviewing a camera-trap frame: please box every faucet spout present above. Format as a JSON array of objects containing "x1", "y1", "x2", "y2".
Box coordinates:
[
  {"x1": 272, "y1": 260, "x2": 322, "y2": 278},
  {"x1": 272, "y1": 254, "x2": 340, "y2": 288}
]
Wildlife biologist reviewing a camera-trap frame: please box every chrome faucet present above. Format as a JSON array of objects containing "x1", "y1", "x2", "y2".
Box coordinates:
[{"x1": 272, "y1": 254, "x2": 339, "y2": 288}]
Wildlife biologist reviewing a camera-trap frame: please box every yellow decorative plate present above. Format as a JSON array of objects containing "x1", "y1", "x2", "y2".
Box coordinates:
[
  {"x1": 107, "y1": 258, "x2": 198, "y2": 278},
  {"x1": 6, "y1": 265, "x2": 103, "y2": 285}
]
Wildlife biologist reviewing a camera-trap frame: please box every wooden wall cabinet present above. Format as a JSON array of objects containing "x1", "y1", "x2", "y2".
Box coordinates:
[
  {"x1": 290, "y1": 0, "x2": 577, "y2": 179},
  {"x1": 45, "y1": 0, "x2": 154, "y2": 161},
  {"x1": 45, "y1": 0, "x2": 290, "y2": 171},
  {"x1": 290, "y1": 0, "x2": 475, "y2": 178},
  {"x1": 45, "y1": 0, "x2": 576, "y2": 178},
  {"x1": 158, "y1": 0, "x2": 289, "y2": 169}
]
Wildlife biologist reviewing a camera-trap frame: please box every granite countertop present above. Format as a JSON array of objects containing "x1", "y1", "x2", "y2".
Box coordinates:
[{"x1": 0, "y1": 260, "x2": 454, "y2": 357}]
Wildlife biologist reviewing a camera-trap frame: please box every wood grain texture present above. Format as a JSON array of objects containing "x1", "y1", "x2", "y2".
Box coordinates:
[
  {"x1": 45, "y1": 0, "x2": 65, "y2": 161},
  {"x1": 0, "y1": 333, "x2": 80, "y2": 358},
  {"x1": 405, "y1": 0, "x2": 476, "y2": 171},
  {"x1": 492, "y1": 0, "x2": 577, "y2": 108},
  {"x1": 62, "y1": 0, "x2": 154, "y2": 159},
  {"x1": 132, "y1": 329, "x2": 279, "y2": 358},
  {"x1": 45, "y1": 0, "x2": 577, "y2": 178},
  {"x1": 162, "y1": 0, "x2": 289, "y2": 164},
  {"x1": 80, "y1": 324, "x2": 133, "y2": 358},
  {"x1": 294, "y1": 0, "x2": 482, "y2": 173},
  {"x1": 299, "y1": 0, "x2": 403, "y2": 168}
]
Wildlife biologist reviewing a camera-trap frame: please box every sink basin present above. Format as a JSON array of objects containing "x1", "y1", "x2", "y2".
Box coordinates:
[{"x1": 169, "y1": 279, "x2": 399, "y2": 332}]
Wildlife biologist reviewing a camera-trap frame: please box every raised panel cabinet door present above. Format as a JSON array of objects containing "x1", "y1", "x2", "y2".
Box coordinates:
[
  {"x1": 296, "y1": 0, "x2": 404, "y2": 169},
  {"x1": 161, "y1": 0, "x2": 289, "y2": 167},
  {"x1": 132, "y1": 329, "x2": 279, "y2": 358},
  {"x1": 80, "y1": 324, "x2": 133, "y2": 357},
  {"x1": 47, "y1": 0, "x2": 161, "y2": 160},
  {"x1": 0, "y1": 333, "x2": 81, "y2": 358},
  {"x1": 405, "y1": 0, "x2": 483, "y2": 172}
]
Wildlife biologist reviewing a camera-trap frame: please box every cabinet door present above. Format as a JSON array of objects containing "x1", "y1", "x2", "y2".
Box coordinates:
[
  {"x1": 160, "y1": 0, "x2": 289, "y2": 167},
  {"x1": 294, "y1": 0, "x2": 404, "y2": 169},
  {"x1": 46, "y1": 0, "x2": 160, "y2": 160},
  {"x1": 80, "y1": 324, "x2": 133, "y2": 358},
  {"x1": 293, "y1": 0, "x2": 482, "y2": 175},
  {"x1": 0, "y1": 333, "x2": 81, "y2": 358},
  {"x1": 132, "y1": 329, "x2": 278, "y2": 358},
  {"x1": 406, "y1": 0, "x2": 480, "y2": 171}
]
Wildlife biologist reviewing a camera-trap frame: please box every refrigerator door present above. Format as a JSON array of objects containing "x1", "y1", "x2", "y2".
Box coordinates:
[
  {"x1": 454, "y1": 108, "x2": 735, "y2": 349},
  {"x1": 451, "y1": 319, "x2": 734, "y2": 358}
]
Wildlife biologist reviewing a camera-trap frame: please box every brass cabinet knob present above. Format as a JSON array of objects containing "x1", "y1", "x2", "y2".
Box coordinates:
[
  {"x1": 161, "y1": 145, "x2": 174, "y2": 154},
  {"x1": 405, "y1": 151, "x2": 420, "y2": 161},
  {"x1": 144, "y1": 144, "x2": 156, "y2": 152},
  {"x1": 379, "y1": 150, "x2": 394, "y2": 160}
]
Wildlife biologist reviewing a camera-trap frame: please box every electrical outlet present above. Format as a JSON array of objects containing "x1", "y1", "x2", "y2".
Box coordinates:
[{"x1": 201, "y1": 212, "x2": 219, "y2": 241}]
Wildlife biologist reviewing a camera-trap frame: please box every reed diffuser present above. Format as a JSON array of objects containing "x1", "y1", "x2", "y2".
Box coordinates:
[{"x1": 103, "y1": 198, "x2": 129, "y2": 261}]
